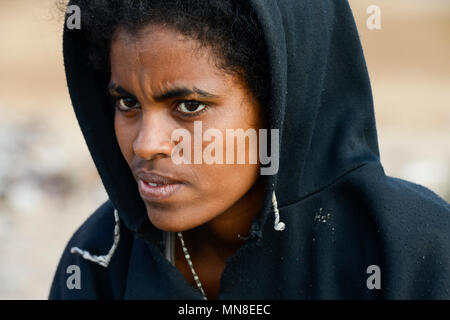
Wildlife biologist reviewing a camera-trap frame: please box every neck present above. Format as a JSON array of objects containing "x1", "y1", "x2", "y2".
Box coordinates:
[{"x1": 185, "y1": 177, "x2": 265, "y2": 257}]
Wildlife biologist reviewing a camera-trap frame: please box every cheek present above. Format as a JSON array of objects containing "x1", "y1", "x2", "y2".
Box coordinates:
[
  {"x1": 172, "y1": 162, "x2": 259, "y2": 229},
  {"x1": 187, "y1": 118, "x2": 262, "y2": 210},
  {"x1": 114, "y1": 114, "x2": 137, "y2": 164},
  {"x1": 198, "y1": 163, "x2": 260, "y2": 198}
]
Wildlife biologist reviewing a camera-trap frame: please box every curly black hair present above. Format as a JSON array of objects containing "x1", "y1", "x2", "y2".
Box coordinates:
[{"x1": 65, "y1": 0, "x2": 271, "y2": 109}]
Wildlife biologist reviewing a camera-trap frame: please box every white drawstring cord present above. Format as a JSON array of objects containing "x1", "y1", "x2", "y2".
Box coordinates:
[
  {"x1": 272, "y1": 191, "x2": 285, "y2": 231},
  {"x1": 69, "y1": 193, "x2": 282, "y2": 269},
  {"x1": 70, "y1": 209, "x2": 121, "y2": 268}
]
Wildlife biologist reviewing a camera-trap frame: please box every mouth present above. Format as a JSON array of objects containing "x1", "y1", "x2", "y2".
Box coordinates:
[{"x1": 136, "y1": 171, "x2": 183, "y2": 201}]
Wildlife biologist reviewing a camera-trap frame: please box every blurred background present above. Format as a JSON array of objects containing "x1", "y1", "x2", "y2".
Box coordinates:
[{"x1": 0, "y1": 0, "x2": 449, "y2": 299}]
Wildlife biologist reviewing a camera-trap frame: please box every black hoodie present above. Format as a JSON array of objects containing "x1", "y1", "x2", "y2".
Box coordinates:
[{"x1": 49, "y1": 0, "x2": 450, "y2": 299}]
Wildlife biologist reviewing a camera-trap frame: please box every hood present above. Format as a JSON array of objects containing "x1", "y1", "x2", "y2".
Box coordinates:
[{"x1": 62, "y1": 0, "x2": 380, "y2": 244}]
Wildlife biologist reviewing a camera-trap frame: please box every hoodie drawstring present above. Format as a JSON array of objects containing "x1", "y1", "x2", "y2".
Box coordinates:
[
  {"x1": 272, "y1": 191, "x2": 286, "y2": 231},
  {"x1": 70, "y1": 192, "x2": 283, "y2": 268},
  {"x1": 70, "y1": 209, "x2": 121, "y2": 268}
]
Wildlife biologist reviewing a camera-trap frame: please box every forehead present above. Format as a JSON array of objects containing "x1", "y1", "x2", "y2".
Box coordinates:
[{"x1": 109, "y1": 25, "x2": 232, "y2": 91}]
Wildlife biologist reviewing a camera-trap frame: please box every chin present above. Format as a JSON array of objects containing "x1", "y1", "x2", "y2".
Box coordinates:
[{"x1": 145, "y1": 203, "x2": 206, "y2": 233}]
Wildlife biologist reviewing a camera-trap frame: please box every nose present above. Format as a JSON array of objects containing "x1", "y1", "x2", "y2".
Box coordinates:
[{"x1": 133, "y1": 109, "x2": 173, "y2": 161}]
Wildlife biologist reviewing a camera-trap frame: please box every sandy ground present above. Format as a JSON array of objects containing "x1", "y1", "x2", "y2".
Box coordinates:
[{"x1": 0, "y1": 0, "x2": 448, "y2": 299}]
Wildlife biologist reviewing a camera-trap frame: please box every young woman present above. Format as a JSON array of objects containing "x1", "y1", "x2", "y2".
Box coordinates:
[{"x1": 50, "y1": 0, "x2": 450, "y2": 299}]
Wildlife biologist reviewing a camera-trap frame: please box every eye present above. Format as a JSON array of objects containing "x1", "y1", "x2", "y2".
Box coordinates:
[
  {"x1": 116, "y1": 97, "x2": 140, "y2": 111},
  {"x1": 176, "y1": 101, "x2": 208, "y2": 115}
]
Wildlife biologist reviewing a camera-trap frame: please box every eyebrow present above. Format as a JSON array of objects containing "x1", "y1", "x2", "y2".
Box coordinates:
[{"x1": 107, "y1": 82, "x2": 221, "y2": 101}]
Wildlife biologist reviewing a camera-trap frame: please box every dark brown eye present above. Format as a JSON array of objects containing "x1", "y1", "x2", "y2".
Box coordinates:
[
  {"x1": 118, "y1": 97, "x2": 139, "y2": 110},
  {"x1": 177, "y1": 101, "x2": 207, "y2": 114}
]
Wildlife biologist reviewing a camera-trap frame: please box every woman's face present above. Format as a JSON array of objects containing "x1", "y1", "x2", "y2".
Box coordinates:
[{"x1": 110, "y1": 25, "x2": 265, "y2": 232}]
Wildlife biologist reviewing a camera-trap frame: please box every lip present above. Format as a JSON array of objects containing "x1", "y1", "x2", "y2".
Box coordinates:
[{"x1": 135, "y1": 171, "x2": 183, "y2": 201}]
